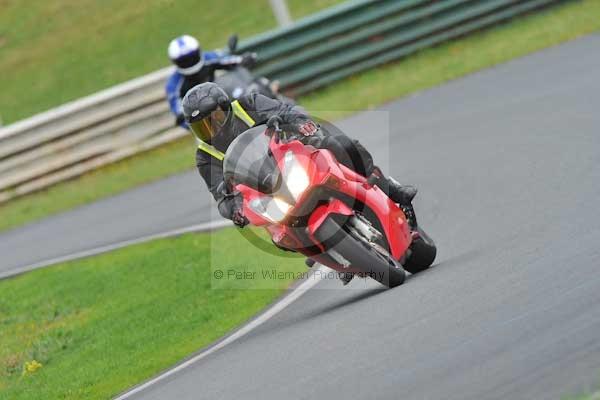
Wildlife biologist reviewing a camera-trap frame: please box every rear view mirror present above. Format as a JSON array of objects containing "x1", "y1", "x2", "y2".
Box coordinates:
[{"x1": 227, "y1": 34, "x2": 239, "y2": 53}]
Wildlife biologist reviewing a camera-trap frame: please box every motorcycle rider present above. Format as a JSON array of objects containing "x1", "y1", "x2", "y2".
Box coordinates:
[
  {"x1": 183, "y1": 82, "x2": 417, "y2": 283},
  {"x1": 165, "y1": 35, "x2": 256, "y2": 126}
]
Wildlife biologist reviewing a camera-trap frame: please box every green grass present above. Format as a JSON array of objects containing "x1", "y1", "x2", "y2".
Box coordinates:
[
  {"x1": 1, "y1": 0, "x2": 600, "y2": 233},
  {"x1": 0, "y1": 0, "x2": 342, "y2": 125},
  {"x1": 0, "y1": 227, "x2": 305, "y2": 399},
  {"x1": 564, "y1": 390, "x2": 600, "y2": 400}
]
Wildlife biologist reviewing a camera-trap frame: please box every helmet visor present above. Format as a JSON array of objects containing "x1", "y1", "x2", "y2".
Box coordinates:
[
  {"x1": 189, "y1": 118, "x2": 214, "y2": 142},
  {"x1": 189, "y1": 109, "x2": 228, "y2": 142},
  {"x1": 175, "y1": 51, "x2": 201, "y2": 69}
]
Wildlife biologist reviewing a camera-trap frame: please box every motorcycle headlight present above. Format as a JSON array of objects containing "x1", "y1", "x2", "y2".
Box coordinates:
[
  {"x1": 283, "y1": 151, "x2": 309, "y2": 201},
  {"x1": 249, "y1": 196, "x2": 292, "y2": 223}
]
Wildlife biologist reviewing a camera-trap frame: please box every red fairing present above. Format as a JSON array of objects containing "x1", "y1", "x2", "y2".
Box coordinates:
[{"x1": 234, "y1": 130, "x2": 412, "y2": 265}]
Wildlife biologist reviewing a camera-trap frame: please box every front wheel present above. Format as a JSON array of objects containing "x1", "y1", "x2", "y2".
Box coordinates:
[{"x1": 314, "y1": 217, "x2": 406, "y2": 288}]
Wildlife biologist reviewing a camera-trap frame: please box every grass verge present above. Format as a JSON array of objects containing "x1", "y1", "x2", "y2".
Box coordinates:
[
  {"x1": 565, "y1": 391, "x2": 600, "y2": 400},
  {"x1": 1, "y1": 0, "x2": 600, "y2": 233},
  {"x1": 0, "y1": 227, "x2": 305, "y2": 399}
]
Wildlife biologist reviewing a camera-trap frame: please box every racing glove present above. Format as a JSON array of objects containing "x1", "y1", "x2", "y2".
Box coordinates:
[
  {"x1": 231, "y1": 207, "x2": 249, "y2": 228},
  {"x1": 297, "y1": 120, "x2": 318, "y2": 136},
  {"x1": 218, "y1": 192, "x2": 249, "y2": 228},
  {"x1": 268, "y1": 116, "x2": 318, "y2": 141}
]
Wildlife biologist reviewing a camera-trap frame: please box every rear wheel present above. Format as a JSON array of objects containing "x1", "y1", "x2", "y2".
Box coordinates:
[
  {"x1": 403, "y1": 227, "x2": 437, "y2": 274},
  {"x1": 314, "y1": 217, "x2": 406, "y2": 288}
]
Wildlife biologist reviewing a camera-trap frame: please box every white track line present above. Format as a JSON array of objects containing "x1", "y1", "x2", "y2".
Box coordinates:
[
  {"x1": 113, "y1": 265, "x2": 325, "y2": 400},
  {"x1": 0, "y1": 220, "x2": 232, "y2": 280}
]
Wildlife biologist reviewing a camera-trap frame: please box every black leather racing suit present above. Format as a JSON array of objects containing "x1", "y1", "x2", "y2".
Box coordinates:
[{"x1": 196, "y1": 92, "x2": 376, "y2": 221}]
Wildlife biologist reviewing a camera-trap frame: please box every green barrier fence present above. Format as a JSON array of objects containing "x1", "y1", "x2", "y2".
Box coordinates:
[{"x1": 238, "y1": 0, "x2": 564, "y2": 95}]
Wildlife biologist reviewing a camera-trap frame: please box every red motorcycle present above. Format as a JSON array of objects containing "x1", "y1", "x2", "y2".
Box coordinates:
[{"x1": 223, "y1": 124, "x2": 436, "y2": 288}]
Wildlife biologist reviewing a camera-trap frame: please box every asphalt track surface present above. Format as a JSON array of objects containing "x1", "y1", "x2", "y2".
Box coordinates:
[{"x1": 3, "y1": 35, "x2": 600, "y2": 399}]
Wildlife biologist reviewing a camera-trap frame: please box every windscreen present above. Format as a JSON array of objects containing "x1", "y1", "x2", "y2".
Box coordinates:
[{"x1": 223, "y1": 126, "x2": 280, "y2": 193}]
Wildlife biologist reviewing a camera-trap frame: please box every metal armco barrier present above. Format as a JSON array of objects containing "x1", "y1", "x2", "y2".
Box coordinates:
[{"x1": 0, "y1": 0, "x2": 564, "y2": 204}]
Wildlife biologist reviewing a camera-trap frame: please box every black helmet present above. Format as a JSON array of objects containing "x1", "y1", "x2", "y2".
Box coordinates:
[{"x1": 182, "y1": 82, "x2": 231, "y2": 142}]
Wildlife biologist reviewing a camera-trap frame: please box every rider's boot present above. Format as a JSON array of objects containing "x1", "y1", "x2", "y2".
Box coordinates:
[
  {"x1": 371, "y1": 168, "x2": 417, "y2": 205},
  {"x1": 370, "y1": 167, "x2": 417, "y2": 206},
  {"x1": 369, "y1": 167, "x2": 418, "y2": 229},
  {"x1": 386, "y1": 176, "x2": 419, "y2": 229},
  {"x1": 385, "y1": 177, "x2": 417, "y2": 206}
]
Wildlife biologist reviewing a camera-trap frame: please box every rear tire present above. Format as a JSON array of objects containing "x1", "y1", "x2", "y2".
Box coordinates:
[
  {"x1": 314, "y1": 217, "x2": 406, "y2": 288},
  {"x1": 403, "y1": 227, "x2": 437, "y2": 274}
]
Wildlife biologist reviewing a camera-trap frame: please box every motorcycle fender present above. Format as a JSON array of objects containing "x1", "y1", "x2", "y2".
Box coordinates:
[{"x1": 307, "y1": 199, "x2": 353, "y2": 238}]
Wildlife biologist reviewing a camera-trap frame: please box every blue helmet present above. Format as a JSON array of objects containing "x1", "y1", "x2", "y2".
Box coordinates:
[{"x1": 168, "y1": 35, "x2": 203, "y2": 75}]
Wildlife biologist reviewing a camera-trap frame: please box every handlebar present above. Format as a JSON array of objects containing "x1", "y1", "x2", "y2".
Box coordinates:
[{"x1": 266, "y1": 116, "x2": 284, "y2": 143}]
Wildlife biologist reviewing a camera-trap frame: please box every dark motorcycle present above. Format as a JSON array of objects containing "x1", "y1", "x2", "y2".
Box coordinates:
[{"x1": 215, "y1": 35, "x2": 295, "y2": 105}]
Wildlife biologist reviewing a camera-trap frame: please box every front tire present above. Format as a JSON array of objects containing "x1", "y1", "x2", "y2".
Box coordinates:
[{"x1": 314, "y1": 217, "x2": 406, "y2": 288}]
